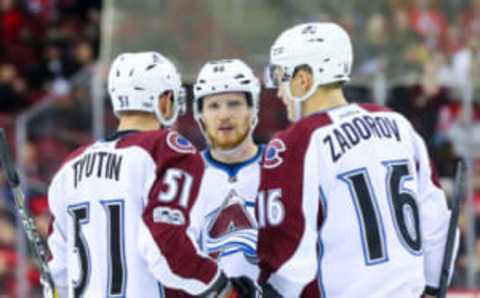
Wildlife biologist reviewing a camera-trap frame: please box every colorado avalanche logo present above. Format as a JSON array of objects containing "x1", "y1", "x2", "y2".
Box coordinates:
[
  {"x1": 166, "y1": 131, "x2": 196, "y2": 154},
  {"x1": 203, "y1": 190, "x2": 258, "y2": 264},
  {"x1": 263, "y1": 138, "x2": 286, "y2": 169}
]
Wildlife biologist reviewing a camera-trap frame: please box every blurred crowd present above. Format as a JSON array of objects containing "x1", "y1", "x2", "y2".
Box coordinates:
[
  {"x1": 0, "y1": 0, "x2": 100, "y2": 112},
  {"x1": 0, "y1": 0, "x2": 480, "y2": 296},
  {"x1": 352, "y1": 0, "x2": 480, "y2": 81},
  {"x1": 347, "y1": 0, "x2": 480, "y2": 288},
  {"x1": 0, "y1": 0, "x2": 100, "y2": 295}
]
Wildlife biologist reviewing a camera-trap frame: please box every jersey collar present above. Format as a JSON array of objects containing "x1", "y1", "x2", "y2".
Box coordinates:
[
  {"x1": 103, "y1": 130, "x2": 140, "y2": 142},
  {"x1": 203, "y1": 145, "x2": 264, "y2": 178}
]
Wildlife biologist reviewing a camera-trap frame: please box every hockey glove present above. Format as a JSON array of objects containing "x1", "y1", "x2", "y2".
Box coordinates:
[
  {"x1": 198, "y1": 273, "x2": 257, "y2": 298},
  {"x1": 230, "y1": 276, "x2": 257, "y2": 298},
  {"x1": 261, "y1": 283, "x2": 282, "y2": 298}
]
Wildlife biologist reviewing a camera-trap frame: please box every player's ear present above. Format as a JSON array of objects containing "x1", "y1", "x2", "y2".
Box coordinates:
[
  {"x1": 296, "y1": 68, "x2": 313, "y2": 92},
  {"x1": 159, "y1": 91, "x2": 174, "y2": 121}
]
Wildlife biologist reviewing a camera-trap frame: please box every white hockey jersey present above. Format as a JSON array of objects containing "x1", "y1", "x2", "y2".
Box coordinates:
[
  {"x1": 47, "y1": 129, "x2": 220, "y2": 298},
  {"x1": 257, "y1": 103, "x2": 456, "y2": 297},
  {"x1": 194, "y1": 147, "x2": 264, "y2": 280}
]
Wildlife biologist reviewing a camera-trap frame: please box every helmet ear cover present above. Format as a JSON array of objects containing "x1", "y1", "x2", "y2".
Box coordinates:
[
  {"x1": 292, "y1": 64, "x2": 346, "y2": 90},
  {"x1": 292, "y1": 64, "x2": 312, "y2": 78},
  {"x1": 160, "y1": 90, "x2": 173, "y2": 102},
  {"x1": 245, "y1": 93, "x2": 253, "y2": 108}
]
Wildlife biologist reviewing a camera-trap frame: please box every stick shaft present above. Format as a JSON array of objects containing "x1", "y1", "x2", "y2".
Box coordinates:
[
  {"x1": 0, "y1": 128, "x2": 57, "y2": 294},
  {"x1": 437, "y1": 161, "x2": 467, "y2": 298}
]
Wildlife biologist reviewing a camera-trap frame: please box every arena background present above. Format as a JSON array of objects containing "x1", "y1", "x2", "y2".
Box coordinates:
[{"x1": 0, "y1": 0, "x2": 479, "y2": 296}]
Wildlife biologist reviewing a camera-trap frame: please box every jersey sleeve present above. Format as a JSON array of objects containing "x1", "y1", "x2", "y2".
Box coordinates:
[
  {"x1": 256, "y1": 130, "x2": 321, "y2": 297},
  {"x1": 412, "y1": 129, "x2": 459, "y2": 291},
  {"x1": 47, "y1": 171, "x2": 69, "y2": 292},
  {"x1": 137, "y1": 147, "x2": 220, "y2": 295}
]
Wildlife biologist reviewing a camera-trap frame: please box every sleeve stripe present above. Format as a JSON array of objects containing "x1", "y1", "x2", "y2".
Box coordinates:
[
  {"x1": 268, "y1": 135, "x2": 321, "y2": 296},
  {"x1": 138, "y1": 222, "x2": 220, "y2": 295}
]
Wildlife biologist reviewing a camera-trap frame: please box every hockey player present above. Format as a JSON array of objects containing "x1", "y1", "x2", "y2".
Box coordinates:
[
  {"x1": 258, "y1": 23, "x2": 458, "y2": 297},
  {"x1": 47, "y1": 52, "x2": 250, "y2": 297},
  {"x1": 190, "y1": 59, "x2": 263, "y2": 296}
]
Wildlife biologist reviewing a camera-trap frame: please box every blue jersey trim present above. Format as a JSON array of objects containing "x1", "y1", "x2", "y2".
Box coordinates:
[
  {"x1": 158, "y1": 283, "x2": 165, "y2": 298},
  {"x1": 203, "y1": 145, "x2": 264, "y2": 178},
  {"x1": 318, "y1": 186, "x2": 328, "y2": 297}
]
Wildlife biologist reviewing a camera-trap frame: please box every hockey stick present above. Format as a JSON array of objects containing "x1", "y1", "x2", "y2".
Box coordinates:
[
  {"x1": 437, "y1": 160, "x2": 467, "y2": 298},
  {"x1": 0, "y1": 129, "x2": 59, "y2": 298}
]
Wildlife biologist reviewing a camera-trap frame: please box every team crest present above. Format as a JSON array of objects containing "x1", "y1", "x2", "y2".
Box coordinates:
[
  {"x1": 166, "y1": 131, "x2": 196, "y2": 154},
  {"x1": 203, "y1": 190, "x2": 258, "y2": 264},
  {"x1": 263, "y1": 138, "x2": 286, "y2": 169}
]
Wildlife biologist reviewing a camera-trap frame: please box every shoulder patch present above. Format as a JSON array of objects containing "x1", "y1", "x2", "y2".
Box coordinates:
[
  {"x1": 263, "y1": 138, "x2": 286, "y2": 169},
  {"x1": 166, "y1": 131, "x2": 196, "y2": 154}
]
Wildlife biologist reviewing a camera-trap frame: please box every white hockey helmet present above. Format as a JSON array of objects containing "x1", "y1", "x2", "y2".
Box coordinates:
[
  {"x1": 265, "y1": 22, "x2": 353, "y2": 101},
  {"x1": 193, "y1": 59, "x2": 261, "y2": 128},
  {"x1": 108, "y1": 51, "x2": 186, "y2": 127}
]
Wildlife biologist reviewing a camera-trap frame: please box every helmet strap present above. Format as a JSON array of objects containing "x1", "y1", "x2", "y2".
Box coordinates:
[
  {"x1": 283, "y1": 79, "x2": 318, "y2": 122},
  {"x1": 293, "y1": 100, "x2": 302, "y2": 122},
  {"x1": 154, "y1": 94, "x2": 179, "y2": 128},
  {"x1": 195, "y1": 117, "x2": 210, "y2": 144},
  {"x1": 250, "y1": 103, "x2": 259, "y2": 130},
  {"x1": 154, "y1": 90, "x2": 185, "y2": 127}
]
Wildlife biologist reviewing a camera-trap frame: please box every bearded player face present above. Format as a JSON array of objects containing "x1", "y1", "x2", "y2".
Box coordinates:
[{"x1": 201, "y1": 92, "x2": 252, "y2": 150}]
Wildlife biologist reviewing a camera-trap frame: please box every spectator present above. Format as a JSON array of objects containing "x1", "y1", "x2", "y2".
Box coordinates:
[
  {"x1": 356, "y1": 13, "x2": 388, "y2": 77},
  {"x1": 388, "y1": 52, "x2": 451, "y2": 147},
  {"x1": 0, "y1": 0, "x2": 26, "y2": 43},
  {"x1": 408, "y1": 0, "x2": 448, "y2": 49},
  {"x1": 462, "y1": 0, "x2": 480, "y2": 40},
  {"x1": 0, "y1": 63, "x2": 28, "y2": 112},
  {"x1": 451, "y1": 35, "x2": 480, "y2": 88},
  {"x1": 32, "y1": 40, "x2": 70, "y2": 89},
  {"x1": 386, "y1": 7, "x2": 423, "y2": 78},
  {"x1": 26, "y1": 0, "x2": 57, "y2": 24},
  {"x1": 0, "y1": 209, "x2": 16, "y2": 296},
  {"x1": 28, "y1": 195, "x2": 49, "y2": 240}
]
